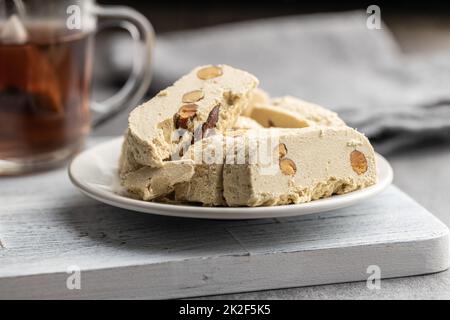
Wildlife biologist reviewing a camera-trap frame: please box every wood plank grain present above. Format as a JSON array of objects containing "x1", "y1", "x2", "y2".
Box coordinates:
[{"x1": 0, "y1": 154, "x2": 448, "y2": 299}]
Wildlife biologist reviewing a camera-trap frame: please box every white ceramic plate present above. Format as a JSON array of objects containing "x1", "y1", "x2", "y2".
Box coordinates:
[{"x1": 69, "y1": 137, "x2": 393, "y2": 220}]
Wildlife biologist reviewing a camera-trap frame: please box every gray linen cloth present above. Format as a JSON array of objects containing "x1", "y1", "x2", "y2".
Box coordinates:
[{"x1": 100, "y1": 11, "x2": 450, "y2": 154}]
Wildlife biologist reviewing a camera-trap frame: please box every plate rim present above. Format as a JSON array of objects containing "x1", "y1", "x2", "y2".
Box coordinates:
[{"x1": 69, "y1": 137, "x2": 394, "y2": 220}]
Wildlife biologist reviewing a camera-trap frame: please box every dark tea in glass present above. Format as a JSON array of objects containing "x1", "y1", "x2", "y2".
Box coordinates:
[
  {"x1": 0, "y1": 25, "x2": 94, "y2": 168},
  {"x1": 0, "y1": 0, "x2": 154, "y2": 175}
]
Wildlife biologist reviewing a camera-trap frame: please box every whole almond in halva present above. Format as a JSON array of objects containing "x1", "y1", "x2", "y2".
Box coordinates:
[
  {"x1": 350, "y1": 150, "x2": 368, "y2": 175},
  {"x1": 197, "y1": 66, "x2": 223, "y2": 80},
  {"x1": 182, "y1": 90, "x2": 205, "y2": 103},
  {"x1": 280, "y1": 158, "x2": 297, "y2": 176}
]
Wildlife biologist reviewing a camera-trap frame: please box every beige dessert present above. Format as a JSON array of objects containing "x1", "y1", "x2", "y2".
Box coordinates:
[
  {"x1": 174, "y1": 131, "x2": 259, "y2": 206},
  {"x1": 119, "y1": 132, "x2": 195, "y2": 201},
  {"x1": 249, "y1": 96, "x2": 346, "y2": 128},
  {"x1": 242, "y1": 88, "x2": 270, "y2": 117},
  {"x1": 222, "y1": 127, "x2": 377, "y2": 207},
  {"x1": 173, "y1": 127, "x2": 376, "y2": 207},
  {"x1": 126, "y1": 65, "x2": 259, "y2": 168},
  {"x1": 121, "y1": 160, "x2": 195, "y2": 201},
  {"x1": 174, "y1": 163, "x2": 225, "y2": 206},
  {"x1": 119, "y1": 131, "x2": 143, "y2": 178},
  {"x1": 233, "y1": 116, "x2": 264, "y2": 130},
  {"x1": 119, "y1": 64, "x2": 377, "y2": 207},
  {"x1": 174, "y1": 134, "x2": 231, "y2": 206}
]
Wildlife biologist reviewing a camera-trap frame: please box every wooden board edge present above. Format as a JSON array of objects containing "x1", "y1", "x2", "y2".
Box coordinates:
[{"x1": 1, "y1": 231, "x2": 448, "y2": 300}]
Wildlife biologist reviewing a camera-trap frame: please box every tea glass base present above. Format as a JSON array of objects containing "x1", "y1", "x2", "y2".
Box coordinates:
[{"x1": 0, "y1": 141, "x2": 85, "y2": 176}]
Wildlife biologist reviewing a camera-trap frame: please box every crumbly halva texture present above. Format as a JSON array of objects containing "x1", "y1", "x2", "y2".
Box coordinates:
[
  {"x1": 119, "y1": 133, "x2": 195, "y2": 201},
  {"x1": 121, "y1": 124, "x2": 376, "y2": 206},
  {"x1": 174, "y1": 134, "x2": 234, "y2": 206},
  {"x1": 174, "y1": 163, "x2": 225, "y2": 206},
  {"x1": 249, "y1": 96, "x2": 346, "y2": 128},
  {"x1": 241, "y1": 88, "x2": 270, "y2": 117},
  {"x1": 121, "y1": 160, "x2": 195, "y2": 201},
  {"x1": 126, "y1": 65, "x2": 259, "y2": 168},
  {"x1": 173, "y1": 132, "x2": 262, "y2": 206},
  {"x1": 119, "y1": 130, "x2": 143, "y2": 178},
  {"x1": 222, "y1": 127, "x2": 377, "y2": 207},
  {"x1": 175, "y1": 126, "x2": 377, "y2": 206},
  {"x1": 233, "y1": 116, "x2": 264, "y2": 130},
  {"x1": 172, "y1": 126, "x2": 376, "y2": 207}
]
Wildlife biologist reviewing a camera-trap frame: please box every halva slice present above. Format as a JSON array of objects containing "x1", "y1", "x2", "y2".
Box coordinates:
[
  {"x1": 249, "y1": 96, "x2": 346, "y2": 128},
  {"x1": 223, "y1": 127, "x2": 377, "y2": 207},
  {"x1": 233, "y1": 116, "x2": 264, "y2": 130},
  {"x1": 173, "y1": 131, "x2": 260, "y2": 206},
  {"x1": 126, "y1": 65, "x2": 259, "y2": 167},
  {"x1": 121, "y1": 160, "x2": 195, "y2": 201},
  {"x1": 119, "y1": 131, "x2": 143, "y2": 178},
  {"x1": 174, "y1": 163, "x2": 225, "y2": 206},
  {"x1": 174, "y1": 135, "x2": 232, "y2": 206},
  {"x1": 241, "y1": 88, "x2": 270, "y2": 117}
]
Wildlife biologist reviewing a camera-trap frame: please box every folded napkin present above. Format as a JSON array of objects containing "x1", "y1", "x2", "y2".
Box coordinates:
[{"x1": 101, "y1": 11, "x2": 450, "y2": 154}]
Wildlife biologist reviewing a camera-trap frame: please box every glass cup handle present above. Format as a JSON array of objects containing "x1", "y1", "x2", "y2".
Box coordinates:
[{"x1": 90, "y1": 5, "x2": 154, "y2": 128}]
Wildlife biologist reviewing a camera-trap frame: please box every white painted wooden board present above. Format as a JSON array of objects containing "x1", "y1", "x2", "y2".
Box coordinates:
[{"x1": 0, "y1": 162, "x2": 448, "y2": 299}]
